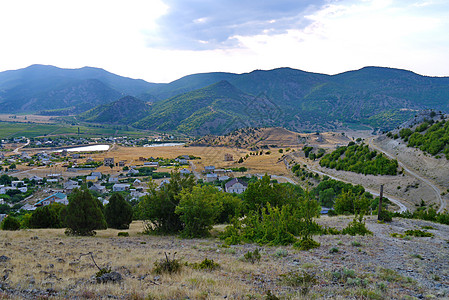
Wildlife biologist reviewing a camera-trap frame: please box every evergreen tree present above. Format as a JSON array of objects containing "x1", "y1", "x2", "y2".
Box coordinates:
[
  {"x1": 64, "y1": 187, "x2": 107, "y2": 236},
  {"x1": 1, "y1": 215, "x2": 21, "y2": 231},
  {"x1": 29, "y1": 203, "x2": 64, "y2": 228},
  {"x1": 104, "y1": 193, "x2": 133, "y2": 229}
]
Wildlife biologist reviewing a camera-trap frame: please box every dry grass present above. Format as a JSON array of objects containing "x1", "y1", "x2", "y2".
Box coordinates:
[{"x1": 0, "y1": 218, "x2": 447, "y2": 299}]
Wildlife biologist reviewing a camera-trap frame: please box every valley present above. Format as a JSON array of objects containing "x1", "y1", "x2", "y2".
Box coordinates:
[{"x1": 1, "y1": 65, "x2": 449, "y2": 299}]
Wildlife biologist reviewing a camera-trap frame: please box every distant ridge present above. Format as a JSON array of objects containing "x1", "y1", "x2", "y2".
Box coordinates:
[
  {"x1": 2, "y1": 64, "x2": 449, "y2": 134},
  {"x1": 79, "y1": 96, "x2": 151, "y2": 124}
]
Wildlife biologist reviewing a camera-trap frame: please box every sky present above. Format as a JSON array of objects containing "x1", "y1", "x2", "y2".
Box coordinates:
[{"x1": 0, "y1": 0, "x2": 448, "y2": 83}]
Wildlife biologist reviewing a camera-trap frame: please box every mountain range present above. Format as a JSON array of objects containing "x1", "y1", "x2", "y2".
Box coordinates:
[{"x1": 1, "y1": 64, "x2": 449, "y2": 135}]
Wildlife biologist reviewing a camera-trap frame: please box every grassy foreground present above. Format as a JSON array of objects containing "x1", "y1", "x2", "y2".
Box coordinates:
[{"x1": 0, "y1": 217, "x2": 448, "y2": 299}]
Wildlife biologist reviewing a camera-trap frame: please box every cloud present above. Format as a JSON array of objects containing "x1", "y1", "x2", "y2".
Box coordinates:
[{"x1": 147, "y1": 0, "x2": 327, "y2": 50}]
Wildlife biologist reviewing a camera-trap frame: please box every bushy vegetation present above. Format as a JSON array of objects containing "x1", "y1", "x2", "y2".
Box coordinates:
[
  {"x1": 104, "y1": 193, "x2": 133, "y2": 229},
  {"x1": 398, "y1": 118, "x2": 449, "y2": 158},
  {"x1": 319, "y1": 142, "x2": 398, "y2": 175},
  {"x1": 175, "y1": 185, "x2": 223, "y2": 238},
  {"x1": 64, "y1": 187, "x2": 107, "y2": 236},
  {"x1": 29, "y1": 203, "x2": 65, "y2": 228},
  {"x1": 1, "y1": 215, "x2": 21, "y2": 231}
]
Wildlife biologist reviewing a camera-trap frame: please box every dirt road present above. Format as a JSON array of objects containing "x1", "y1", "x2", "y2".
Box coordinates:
[{"x1": 367, "y1": 137, "x2": 446, "y2": 213}]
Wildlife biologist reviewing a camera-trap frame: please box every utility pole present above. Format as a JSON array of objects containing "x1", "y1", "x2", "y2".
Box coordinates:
[{"x1": 377, "y1": 184, "x2": 384, "y2": 220}]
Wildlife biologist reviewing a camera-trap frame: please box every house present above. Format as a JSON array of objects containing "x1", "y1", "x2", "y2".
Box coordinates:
[
  {"x1": 175, "y1": 158, "x2": 188, "y2": 165},
  {"x1": 104, "y1": 157, "x2": 114, "y2": 166},
  {"x1": 180, "y1": 168, "x2": 191, "y2": 176},
  {"x1": 204, "y1": 166, "x2": 215, "y2": 173},
  {"x1": 224, "y1": 153, "x2": 233, "y2": 161},
  {"x1": 225, "y1": 178, "x2": 248, "y2": 194},
  {"x1": 108, "y1": 177, "x2": 119, "y2": 183},
  {"x1": 21, "y1": 153, "x2": 32, "y2": 160},
  {"x1": 113, "y1": 183, "x2": 130, "y2": 192},
  {"x1": 91, "y1": 172, "x2": 102, "y2": 179},
  {"x1": 71, "y1": 153, "x2": 80, "y2": 159},
  {"x1": 86, "y1": 157, "x2": 94, "y2": 163},
  {"x1": 89, "y1": 184, "x2": 106, "y2": 193},
  {"x1": 21, "y1": 204, "x2": 37, "y2": 211},
  {"x1": 214, "y1": 169, "x2": 226, "y2": 176},
  {"x1": 64, "y1": 180, "x2": 79, "y2": 191},
  {"x1": 219, "y1": 176, "x2": 230, "y2": 181},
  {"x1": 133, "y1": 179, "x2": 142, "y2": 185},
  {"x1": 61, "y1": 149, "x2": 68, "y2": 157},
  {"x1": 144, "y1": 161, "x2": 159, "y2": 167},
  {"x1": 205, "y1": 173, "x2": 218, "y2": 183},
  {"x1": 127, "y1": 168, "x2": 139, "y2": 176},
  {"x1": 11, "y1": 181, "x2": 25, "y2": 188},
  {"x1": 86, "y1": 176, "x2": 98, "y2": 183},
  {"x1": 35, "y1": 192, "x2": 68, "y2": 207},
  {"x1": 118, "y1": 160, "x2": 126, "y2": 167},
  {"x1": 29, "y1": 175, "x2": 43, "y2": 183}
]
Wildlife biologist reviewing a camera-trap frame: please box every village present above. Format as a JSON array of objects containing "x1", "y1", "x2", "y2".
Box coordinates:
[{"x1": 0, "y1": 138, "x2": 259, "y2": 223}]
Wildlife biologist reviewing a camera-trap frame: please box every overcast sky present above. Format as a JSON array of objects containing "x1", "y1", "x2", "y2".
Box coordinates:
[{"x1": 0, "y1": 0, "x2": 448, "y2": 82}]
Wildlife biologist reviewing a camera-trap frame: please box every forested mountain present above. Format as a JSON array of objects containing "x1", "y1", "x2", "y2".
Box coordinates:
[
  {"x1": 78, "y1": 96, "x2": 151, "y2": 125},
  {"x1": 2, "y1": 64, "x2": 449, "y2": 134},
  {"x1": 0, "y1": 64, "x2": 156, "y2": 113}
]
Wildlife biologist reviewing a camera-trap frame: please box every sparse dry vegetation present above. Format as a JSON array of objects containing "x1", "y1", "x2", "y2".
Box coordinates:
[{"x1": 0, "y1": 217, "x2": 447, "y2": 299}]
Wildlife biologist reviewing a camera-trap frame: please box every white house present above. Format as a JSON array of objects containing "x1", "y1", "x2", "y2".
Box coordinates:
[
  {"x1": 108, "y1": 177, "x2": 119, "y2": 183},
  {"x1": 205, "y1": 173, "x2": 218, "y2": 183},
  {"x1": 113, "y1": 183, "x2": 130, "y2": 192},
  {"x1": 225, "y1": 178, "x2": 248, "y2": 194}
]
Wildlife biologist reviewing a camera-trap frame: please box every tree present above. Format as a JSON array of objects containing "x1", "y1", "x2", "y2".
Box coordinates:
[
  {"x1": 29, "y1": 203, "x2": 64, "y2": 228},
  {"x1": 243, "y1": 175, "x2": 302, "y2": 213},
  {"x1": 104, "y1": 193, "x2": 133, "y2": 229},
  {"x1": 175, "y1": 185, "x2": 222, "y2": 238},
  {"x1": 1, "y1": 215, "x2": 21, "y2": 231},
  {"x1": 138, "y1": 170, "x2": 195, "y2": 234},
  {"x1": 294, "y1": 190, "x2": 321, "y2": 250},
  {"x1": 64, "y1": 187, "x2": 107, "y2": 236}
]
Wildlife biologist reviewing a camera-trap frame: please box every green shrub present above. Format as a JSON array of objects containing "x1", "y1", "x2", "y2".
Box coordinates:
[
  {"x1": 351, "y1": 241, "x2": 362, "y2": 247},
  {"x1": 153, "y1": 252, "x2": 182, "y2": 275},
  {"x1": 1, "y1": 215, "x2": 21, "y2": 231},
  {"x1": 117, "y1": 232, "x2": 129, "y2": 237},
  {"x1": 96, "y1": 267, "x2": 112, "y2": 278},
  {"x1": 293, "y1": 238, "x2": 320, "y2": 251},
  {"x1": 280, "y1": 270, "x2": 317, "y2": 295},
  {"x1": 329, "y1": 247, "x2": 339, "y2": 253},
  {"x1": 342, "y1": 214, "x2": 372, "y2": 236},
  {"x1": 404, "y1": 229, "x2": 433, "y2": 237},
  {"x1": 378, "y1": 210, "x2": 392, "y2": 222},
  {"x1": 243, "y1": 249, "x2": 261, "y2": 264},
  {"x1": 191, "y1": 258, "x2": 220, "y2": 271}
]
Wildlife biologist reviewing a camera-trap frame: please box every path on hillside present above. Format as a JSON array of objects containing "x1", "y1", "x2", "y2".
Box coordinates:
[
  {"x1": 13, "y1": 138, "x2": 30, "y2": 154},
  {"x1": 367, "y1": 137, "x2": 446, "y2": 213},
  {"x1": 306, "y1": 167, "x2": 408, "y2": 213}
]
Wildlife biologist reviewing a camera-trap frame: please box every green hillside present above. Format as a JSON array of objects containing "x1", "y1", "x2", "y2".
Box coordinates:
[
  {"x1": 79, "y1": 96, "x2": 151, "y2": 124},
  {"x1": 319, "y1": 142, "x2": 399, "y2": 175}
]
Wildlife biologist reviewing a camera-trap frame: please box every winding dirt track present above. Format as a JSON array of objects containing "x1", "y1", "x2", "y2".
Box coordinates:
[{"x1": 367, "y1": 137, "x2": 446, "y2": 213}]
